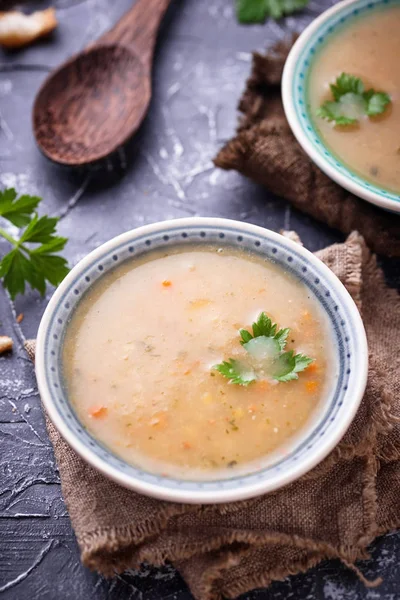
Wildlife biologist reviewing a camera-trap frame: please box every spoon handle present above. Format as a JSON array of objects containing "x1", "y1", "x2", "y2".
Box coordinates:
[{"x1": 98, "y1": 0, "x2": 172, "y2": 68}]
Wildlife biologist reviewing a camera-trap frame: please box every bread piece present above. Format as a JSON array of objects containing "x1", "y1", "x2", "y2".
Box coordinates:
[
  {"x1": 0, "y1": 336, "x2": 13, "y2": 354},
  {"x1": 0, "y1": 8, "x2": 57, "y2": 49}
]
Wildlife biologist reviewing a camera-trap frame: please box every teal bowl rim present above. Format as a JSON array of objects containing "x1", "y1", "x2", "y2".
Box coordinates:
[
  {"x1": 282, "y1": 0, "x2": 400, "y2": 214},
  {"x1": 35, "y1": 218, "x2": 368, "y2": 504}
]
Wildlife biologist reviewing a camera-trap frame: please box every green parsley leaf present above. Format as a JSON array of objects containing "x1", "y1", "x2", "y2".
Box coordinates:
[
  {"x1": 214, "y1": 359, "x2": 256, "y2": 386},
  {"x1": 30, "y1": 237, "x2": 68, "y2": 254},
  {"x1": 365, "y1": 91, "x2": 391, "y2": 116},
  {"x1": 330, "y1": 73, "x2": 364, "y2": 100},
  {"x1": 268, "y1": 0, "x2": 309, "y2": 19},
  {"x1": 0, "y1": 189, "x2": 69, "y2": 299},
  {"x1": 239, "y1": 312, "x2": 289, "y2": 351},
  {"x1": 236, "y1": 0, "x2": 308, "y2": 23},
  {"x1": 214, "y1": 312, "x2": 313, "y2": 385},
  {"x1": 293, "y1": 353, "x2": 314, "y2": 373},
  {"x1": 29, "y1": 254, "x2": 69, "y2": 287},
  {"x1": 239, "y1": 328, "x2": 253, "y2": 344},
  {"x1": 317, "y1": 73, "x2": 391, "y2": 126},
  {"x1": 0, "y1": 250, "x2": 26, "y2": 299},
  {"x1": 0, "y1": 188, "x2": 41, "y2": 227},
  {"x1": 20, "y1": 214, "x2": 61, "y2": 244},
  {"x1": 273, "y1": 350, "x2": 313, "y2": 382},
  {"x1": 236, "y1": 0, "x2": 267, "y2": 23},
  {"x1": 274, "y1": 327, "x2": 290, "y2": 351}
]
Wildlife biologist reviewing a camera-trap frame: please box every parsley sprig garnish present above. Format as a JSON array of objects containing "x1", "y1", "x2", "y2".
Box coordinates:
[
  {"x1": 0, "y1": 188, "x2": 69, "y2": 299},
  {"x1": 317, "y1": 73, "x2": 391, "y2": 126},
  {"x1": 214, "y1": 312, "x2": 313, "y2": 385},
  {"x1": 236, "y1": 0, "x2": 308, "y2": 23}
]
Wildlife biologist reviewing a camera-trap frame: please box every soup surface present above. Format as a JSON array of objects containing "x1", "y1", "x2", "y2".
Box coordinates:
[
  {"x1": 308, "y1": 5, "x2": 400, "y2": 192},
  {"x1": 63, "y1": 246, "x2": 335, "y2": 479}
]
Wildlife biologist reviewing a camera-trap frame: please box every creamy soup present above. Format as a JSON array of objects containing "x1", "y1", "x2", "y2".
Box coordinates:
[
  {"x1": 308, "y1": 6, "x2": 400, "y2": 192},
  {"x1": 63, "y1": 247, "x2": 335, "y2": 480}
]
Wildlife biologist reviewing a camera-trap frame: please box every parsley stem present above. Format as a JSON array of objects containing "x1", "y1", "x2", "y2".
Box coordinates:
[{"x1": 0, "y1": 227, "x2": 17, "y2": 248}]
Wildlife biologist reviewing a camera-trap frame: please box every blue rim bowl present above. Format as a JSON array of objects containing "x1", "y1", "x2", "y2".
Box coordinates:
[
  {"x1": 282, "y1": 0, "x2": 400, "y2": 214},
  {"x1": 35, "y1": 218, "x2": 368, "y2": 503}
]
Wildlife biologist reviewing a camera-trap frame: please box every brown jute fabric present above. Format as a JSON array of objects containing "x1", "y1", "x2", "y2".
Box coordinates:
[
  {"x1": 25, "y1": 232, "x2": 400, "y2": 600},
  {"x1": 214, "y1": 40, "x2": 400, "y2": 258}
]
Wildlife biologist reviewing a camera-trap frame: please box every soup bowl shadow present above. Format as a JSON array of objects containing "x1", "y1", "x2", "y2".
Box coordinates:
[
  {"x1": 282, "y1": 0, "x2": 400, "y2": 214},
  {"x1": 36, "y1": 218, "x2": 368, "y2": 503}
]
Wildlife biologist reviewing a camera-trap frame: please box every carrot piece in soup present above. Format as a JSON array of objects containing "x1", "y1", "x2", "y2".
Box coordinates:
[
  {"x1": 305, "y1": 381, "x2": 318, "y2": 393},
  {"x1": 88, "y1": 405, "x2": 108, "y2": 418}
]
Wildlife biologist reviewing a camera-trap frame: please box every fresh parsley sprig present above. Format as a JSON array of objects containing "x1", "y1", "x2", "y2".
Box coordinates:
[
  {"x1": 214, "y1": 312, "x2": 313, "y2": 385},
  {"x1": 236, "y1": 0, "x2": 309, "y2": 23},
  {"x1": 0, "y1": 188, "x2": 69, "y2": 299},
  {"x1": 317, "y1": 73, "x2": 391, "y2": 126}
]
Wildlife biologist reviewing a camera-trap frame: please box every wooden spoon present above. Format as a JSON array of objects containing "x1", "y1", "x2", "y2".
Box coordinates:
[{"x1": 33, "y1": 0, "x2": 171, "y2": 167}]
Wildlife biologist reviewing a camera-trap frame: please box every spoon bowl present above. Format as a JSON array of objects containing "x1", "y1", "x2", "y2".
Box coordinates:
[
  {"x1": 32, "y1": 0, "x2": 171, "y2": 166},
  {"x1": 33, "y1": 45, "x2": 150, "y2": 166}
]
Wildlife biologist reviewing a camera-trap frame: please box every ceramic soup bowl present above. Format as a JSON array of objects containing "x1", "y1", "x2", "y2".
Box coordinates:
[
  {"x1": 36, "y1": 218, "x2": 368, "y2": 503},
  {"x1": 282, "y1": 0, "x2": 400, "y2": 214}
]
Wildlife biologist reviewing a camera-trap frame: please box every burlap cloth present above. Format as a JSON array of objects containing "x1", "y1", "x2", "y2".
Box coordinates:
[
  {"x1": 25, "y1": 229, "x2": 400, "y2": 599},
  {"x1": 214, "y1": 39, "x2": 400, "y2": 258}
]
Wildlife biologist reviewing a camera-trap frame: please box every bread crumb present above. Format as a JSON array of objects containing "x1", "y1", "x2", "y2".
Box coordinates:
[
  {"x1": 280, "y1": 230, "x2": 303, "y2": 246},
  {"x1": 0, "y1": 8, "x2": 57, "y2": 49},
  {"x1": 0, "y1": 336, "x2": 13, "y2": 354},
  {"x1": 16, "y1": 313, "x2": 24, "y2": 323}
]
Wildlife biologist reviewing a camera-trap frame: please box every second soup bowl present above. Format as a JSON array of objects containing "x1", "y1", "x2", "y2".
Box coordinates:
[{"x1": 282, "y1": 0, "x2": 400, "y2": 213}]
